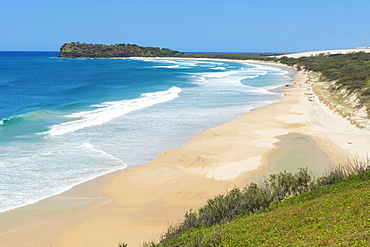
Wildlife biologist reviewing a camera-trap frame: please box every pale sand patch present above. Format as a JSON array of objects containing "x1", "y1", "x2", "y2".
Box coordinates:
[
  {"x1": 276, "y1": 47, "x2": 370, "y2": 58},
  {"x1": 186, "y1": 156, "x2": 262, "y2": 181},
  {"x1": 1, "y1": 59, "x2": 370, "y2": 247}
]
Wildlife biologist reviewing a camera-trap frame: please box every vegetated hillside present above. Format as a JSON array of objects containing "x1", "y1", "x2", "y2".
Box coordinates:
[
  {"x1": 279, "y1": 52, "x2": 370, "y2": 117},
  {"x1": 141, "y1": 165, "x2": 370, "y2": 247},
  {"x1": 59, "y1": 42, "x2": 184, "y2": 58}
]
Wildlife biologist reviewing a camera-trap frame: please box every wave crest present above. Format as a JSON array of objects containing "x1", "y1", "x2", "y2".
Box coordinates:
[
  {"x1": 0, "y1": 115, "x2": 24, "y2": 127},
  {"x1": 0, "y1": 110, "x2": 53, "y2": 127},
  {"x1": 44, "y1": 86, "x2": 182, "y2": 136}
]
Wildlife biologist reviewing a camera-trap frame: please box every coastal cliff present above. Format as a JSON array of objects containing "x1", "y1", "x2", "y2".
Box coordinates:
[{"x1": 59, "y1": 42, "x2": 184, "y2": 58}]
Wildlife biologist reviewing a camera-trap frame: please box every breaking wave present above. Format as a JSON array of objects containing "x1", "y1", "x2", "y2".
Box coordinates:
[{"x1": 44, "y1": 86, "x2": 182, "y2": 136}]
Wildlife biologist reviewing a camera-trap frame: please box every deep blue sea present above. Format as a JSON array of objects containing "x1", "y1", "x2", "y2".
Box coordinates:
[{"x1": 0, "y1": 52, "x2": 292, "y2": 213}]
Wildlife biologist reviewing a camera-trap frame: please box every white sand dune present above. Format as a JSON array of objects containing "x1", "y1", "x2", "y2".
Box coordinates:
[{"x1": 277, "y1": 47, "x2": 370, "y2": 58}]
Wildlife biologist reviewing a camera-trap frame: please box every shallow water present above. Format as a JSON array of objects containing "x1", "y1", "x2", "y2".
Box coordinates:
[{"x1": 247, "y1": 133, "x2": 335, "y2": 183}]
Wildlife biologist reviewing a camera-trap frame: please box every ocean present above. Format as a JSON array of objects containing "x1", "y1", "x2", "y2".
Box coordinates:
[{"x1": 0, "y1": 52, "x2": 292, "y2": 213}]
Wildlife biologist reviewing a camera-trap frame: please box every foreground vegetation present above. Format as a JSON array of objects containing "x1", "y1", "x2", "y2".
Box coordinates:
[{"x1": 135, "y1": 161, "x2": 369, "y2": 246}]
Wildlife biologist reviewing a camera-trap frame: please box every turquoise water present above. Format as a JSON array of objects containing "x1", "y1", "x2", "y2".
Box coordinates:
[{"x1": 0, "y1": 52, "x2": 291, "y2": 213}]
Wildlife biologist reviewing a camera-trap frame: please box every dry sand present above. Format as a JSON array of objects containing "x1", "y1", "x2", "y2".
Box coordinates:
[
  {"x1": 1, "y1": 59, "x2": 370, "y2": 247},
  {"x1": 276, "y1": 47, "x2": 370, "y2": 58}
]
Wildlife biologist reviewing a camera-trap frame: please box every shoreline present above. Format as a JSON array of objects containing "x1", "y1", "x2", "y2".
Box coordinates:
[
  {"x1": 55, "y1": 58, "x2": 295, "y2": 199},
  {"x1": 1, "y1": 58, "x2": 370, "y2": 246},
  {"x1": 0, "y1": 58, "x2": 286, "y2": 215}
]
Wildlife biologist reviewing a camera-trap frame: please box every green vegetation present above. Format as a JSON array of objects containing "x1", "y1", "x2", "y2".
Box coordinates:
[
  {"x1": 59, "y1": 42, "x2": 184, "y2": 58},
  {"x1": 279, "y1": 52, "x2": 370, "y2": 116},
  {"x1": 139, "y1": 161, "x2": 369, "y2": 246}
]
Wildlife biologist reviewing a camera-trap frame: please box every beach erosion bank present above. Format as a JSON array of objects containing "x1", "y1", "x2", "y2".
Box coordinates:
[{"x1": 1, "y1": 59, "x2": 370, "y2": 247}]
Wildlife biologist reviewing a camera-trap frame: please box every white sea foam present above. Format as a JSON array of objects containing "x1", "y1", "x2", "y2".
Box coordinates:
[
  {"x1": 0, "y1": 165, "x2": 125, "y2": 214},
  {"x1": 155, "y1": 65, "x2": 181, "y2": 69},
  {"x1": 202, "y1": 61, "x2": 223, "y2": 65},
  {"x1": 146, "y1": 59, "x2": 179, "y2": 65},
  {"x1": 78, "y1": 142, "x2": 123, "y2": 161},
  {"x1": 193, "y1": 69, "x2": 257, "y2": 89},
  {"x1": 44, "y1": 86, "x2": 182, "y2": 136},
  {"x1": 142, "y1": 59, "x2": 225, "y2": 69},
  {"x1": 192, "y1": 64, "x2": 288, "y2": 93},
  {"x1": 0, "y1": 140, "x2": 127, "y2": 213},
  {"x1": 39, "y1": 151, "x2": 60, "y2": 156},
  {"x1": 244, "y1": 86, "x2": 274, "y2": 94},
  {"x1": 200, "y1": 70, "x2": 240, "y2": 78},
  {"x1": 211, "y1": 66, "x2": 227, "y2": 70},
  {"x1": 177, "y1": 61, "x2": 202, "y2": 67}
]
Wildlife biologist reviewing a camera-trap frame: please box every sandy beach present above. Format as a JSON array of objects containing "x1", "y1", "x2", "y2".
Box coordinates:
[{"x1": 1, "y1": 58, "x2": 370, "y2": 247}]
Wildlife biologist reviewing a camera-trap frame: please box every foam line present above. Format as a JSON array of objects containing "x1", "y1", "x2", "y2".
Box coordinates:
[{"x1": 44, "y1": 86, "x2": 182, "y2": 136}]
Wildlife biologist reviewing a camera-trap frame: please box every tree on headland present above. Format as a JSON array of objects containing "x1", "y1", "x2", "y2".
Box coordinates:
[{"x1": 59, "y1": 42, "x2": 184, "y2": 58}]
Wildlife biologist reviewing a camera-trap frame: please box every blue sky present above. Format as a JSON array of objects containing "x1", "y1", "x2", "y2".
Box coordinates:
[{"x1": 1, "y1": 0, "x2": 369, "y2": 52}]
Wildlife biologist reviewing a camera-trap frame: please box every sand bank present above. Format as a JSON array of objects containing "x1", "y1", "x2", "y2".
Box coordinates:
[{"x1": 1, "y1": 60, "x2": 370, "y2": 247}]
